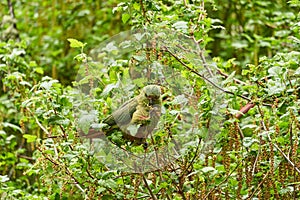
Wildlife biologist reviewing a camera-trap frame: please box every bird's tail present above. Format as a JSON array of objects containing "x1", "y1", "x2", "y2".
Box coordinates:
[{"x1": 79, "y1": 128, "x2": 106, "y2": 140}]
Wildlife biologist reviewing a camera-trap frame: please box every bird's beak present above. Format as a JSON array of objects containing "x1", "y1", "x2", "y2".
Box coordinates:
[
  {"x1": 148, "y1": 96, "x2": 157, "y2": 105},
  {"x1": 149, "y1": 98, "x2": 153, "y2": 105}
]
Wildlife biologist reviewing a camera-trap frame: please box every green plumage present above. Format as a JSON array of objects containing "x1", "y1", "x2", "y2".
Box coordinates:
[{"x1": 84, "y1": 85, "x2": 162, "y2": 146}]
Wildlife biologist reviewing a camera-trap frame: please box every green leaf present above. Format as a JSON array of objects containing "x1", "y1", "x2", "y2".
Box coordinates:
[
  {"x1": 40, "y1": 79, "x2": 59, "y2": 90},
  {"x1": 78, "y1": 110, "x2": 98, "y2": 134},
  {"x1": 294, "y1": 67, "x2": 300, "y2": 75},
  {"x1": 23, "y1": 134, "x2": 37, "y2": 143},
  {"x1": 97, "y1": 187, "x2": 106, "y2": 193},
  {"x1": 133, "y1": 2, "x2": 140, "y2": 10},
  {"x1": 2, "y1": 122, "x2": 23, "y2": 133},
  {"x1": 243, "y1": 137, "x2": 259, "y2": 148},
  {"x1": 268, "y1": 66, "x2": 282, "y2": 77},
  {"x1": 127, "y1": 124, "x2": 140, "y2": 135},
  {"x1": 122, "y1": 13, "x2": 130, "y2": 24},
  {"x1": 172, "y1": 21, "x2": 188, "y2": 30},
  {"x1": 0, "y1": 175, "x2": 9, "y2": 183},
  {"x1": 201, "y1": 166, "x2": 216, "y2": 173},
  {"x1": 29, "y1": 61, "x2": 37, "y2": 67},
  {"x1": 101, "y1": 82, "x2": 119, "y2": 97},
  {"x1": 227, "y1": 108, "x2": 243, "y2": 116},
  {"x1": 242, "y1": 69, "x2": 250, "y2": 75},
  {"x1": 222, "y1": 71, "x2": 236, "y2": 85},
  {"x1": 20, "y1": 81, "x2": 32, "y2": 87},
  {"x1": 172, "y1": 94, "x2": 188, "y2": 105},
  {"x1": 67, "y1": 38, "x2": 86, "y2": 48},
  {"x1": 103, "y1": 42, "x2": 118, "y2": 52},
  {"x1": 34, "y1": 67, "x2": 44, "y2": 74}
]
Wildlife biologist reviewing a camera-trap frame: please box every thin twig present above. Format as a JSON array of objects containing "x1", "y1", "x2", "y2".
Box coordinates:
[
  {"x1": 258, "y1": 106, "x2": 300, "y2": 174},
  {"x1": 65, "y1": 166, "x2": 86, "y2": 194},
  {"x1": 247, "y1": 171, "x2": 270, "y2": 199},
  {"x1": 36, "y1": 146, "x2": 59, "y2": 166},
  {"x1": 164, "y1": 47, "x2": 251, "y2": 101},
  {"x1": 267, "y1": 136, "x2": 300, "y2": 174},
  {"x1": 234, "y1": 122, "x2": 244, "y2": 141},
  {"x1": 142, "y1": 174, "x2": 157, "y2": 200},
  {"x1": 183, "y1": 137, "x2": 202, "y2": 174},
  {"x1": 164, "y1": 46, "x2": 272, "y2": 107},
  {"x1": 38, "y1": 146, "x2": 86, "y2": 195},
  {"x1": 252, "y1": 148, "x2": 260, "y2": 177},
  {"x1": 140, "y1": 0, "x2": 150, "y2": 23},
  {"x1": 7, "y1": 0, "x2": 18, "y2": 31},
  {"x1": 27, "y1": 108, "x2": 59, "y2": 158},
  {"x1": 204, "y1": 163, "x2": 240, "y2": 199},
  {"x1": 217, "y1": 69, "x2": 247, "y2": 85}
]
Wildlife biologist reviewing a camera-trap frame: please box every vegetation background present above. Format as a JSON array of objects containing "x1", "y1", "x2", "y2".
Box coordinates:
[{"x1": 0, "y1": 0, "x2": 299, "y2": 199}]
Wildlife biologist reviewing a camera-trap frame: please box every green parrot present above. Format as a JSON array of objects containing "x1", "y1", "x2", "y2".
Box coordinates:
[{"x1": 82, "y1": 84, "x2": 162, "y2": 146}]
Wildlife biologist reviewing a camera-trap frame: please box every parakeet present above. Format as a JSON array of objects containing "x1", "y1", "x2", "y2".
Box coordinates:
[{"x1": 82, "y1": 85, "x2": 161, "y2": 146}]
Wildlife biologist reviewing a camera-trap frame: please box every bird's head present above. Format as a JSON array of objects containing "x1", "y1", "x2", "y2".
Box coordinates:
[{"x1": 141, "y1": 85, "x2": 161, "y2": 105}]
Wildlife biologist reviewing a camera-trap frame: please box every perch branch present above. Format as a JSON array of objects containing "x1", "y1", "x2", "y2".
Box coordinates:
[{"x1": 164, "y1": 46, "x2": 272, "y2": 107}]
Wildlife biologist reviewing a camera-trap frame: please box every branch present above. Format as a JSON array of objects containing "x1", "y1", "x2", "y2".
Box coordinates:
[
  {"x1": 164, "y1": 46, "x2": 273, "y2": 107},
  {"x1": 266, "y1": 133, "x2": 300, "y2": 174},
  {"x1": 217, "y1": 69, "x2": 247, "y2": 85},
  {"x1": 142, "y1": 174, "x2": 157, "y2": 200},
  {"x1": 37, "y1": 146, "x2": 86, "y2": 195},
  {"x1": 164, "y1": 46, "x2": 251, "y2": 100},
  {"x1": 26, "y1": 108, "x2": 59, "y2": 158},
  {"x1": 204, "y1": 163, "x2": 240, "y2": 199},
  {"x1": 247, "y1": 171, "x2": 270, "y2": 199},
  {"x1": 236, "y1": 103, "x2": 255, "y2": 119},
  {"x1": 258, "y1": 106, "x2": 300, "y2": 174},
  {"x1": 65, "y1": 166, "x2": 86, "y2": 194},
  {"x1": 6, "y1": 0, "x2": 19, "y2": 39},
  {"x1": 140, "y1": 0, "x2": 150, "y2": 23},
  {"x1": 252, "y1": 148, "x2": 260, "y2": 177},
  {"x1": 7, "y1": 0, "x2": 17, "y2": 29},
  {"x1": 183, "y1": 137, "x2": 202, "y2": 174}
]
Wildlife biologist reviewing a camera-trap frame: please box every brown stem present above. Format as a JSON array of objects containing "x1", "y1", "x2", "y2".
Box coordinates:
[
  {"x1": 7, "y1": 0, "x2": 17, "y2": 29},
  {"x1": 165, "y1": 45, "x2": 273, "y2": 107},
  {"x1": 142, "y1": 174, "x2": 157, "y2": 200},
  {"x1": 258, "y1": 105, "x2": 300, "y2": 174},
  {"x1": 236, "y1": 103, "x2": 255, "y2": 119},
  {"x1": 140, "y1": 0, "x2": 150, "y2": 23},
  {"x1": 204, "y1": 163, "x2": 240, "y2": 199},
  {"x1": 217, "y1": 69, "x2": 247, "y2": 85},
  {"x1": 247, "y1": 171, "x2": 270, "y2": 199},
  {"x1": 164, "y1": 46, "x2": 252, "y2": 101},
  {"x1": 6, "y1": 0, "x2": 19, "y2": 39}
]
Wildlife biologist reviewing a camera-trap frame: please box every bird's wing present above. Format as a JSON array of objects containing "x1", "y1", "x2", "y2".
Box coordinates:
[{"x1": 103, "y1": 97, "x2": 138, "y2": 127}]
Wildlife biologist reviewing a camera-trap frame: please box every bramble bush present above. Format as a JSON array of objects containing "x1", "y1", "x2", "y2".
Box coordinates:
[{"x1": 0, "y1": 0, "x2": 299, "y2": 199}]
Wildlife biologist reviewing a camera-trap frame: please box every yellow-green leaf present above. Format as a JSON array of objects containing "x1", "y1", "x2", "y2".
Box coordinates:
[
  {"x1": 122, "y1": 13, "x2": 130, "y2": 24},
  {"x1": 67, "y1": 38, "x2": 86, "y2": 48},
  {"x1": 23, "y1": 134, "x2": 37, "y2": 143}
]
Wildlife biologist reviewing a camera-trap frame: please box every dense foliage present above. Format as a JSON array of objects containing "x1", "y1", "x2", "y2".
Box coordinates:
[{"x1": 0, "y1": 0, "x2": 299, "y2": 199}]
